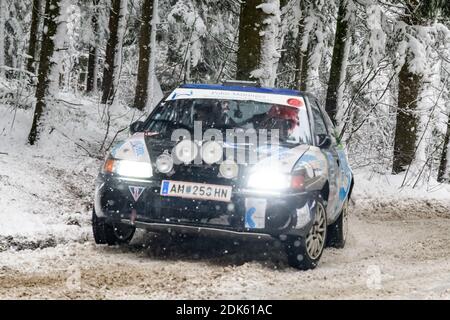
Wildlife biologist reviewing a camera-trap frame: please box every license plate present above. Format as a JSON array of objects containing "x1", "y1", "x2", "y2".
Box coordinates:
[{"x1": 160, "y1": 180, "x2": 232, "y2": 202}]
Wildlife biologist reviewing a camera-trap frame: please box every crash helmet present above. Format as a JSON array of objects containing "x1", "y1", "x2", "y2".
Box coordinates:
[{"x1": 267, "y1": 105, "x2": 299, "y2": 131}]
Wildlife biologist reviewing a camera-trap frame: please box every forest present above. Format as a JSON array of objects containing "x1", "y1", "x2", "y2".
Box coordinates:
[{"x1": 0, "y1": 0, "x2": 449, "y2": 185}]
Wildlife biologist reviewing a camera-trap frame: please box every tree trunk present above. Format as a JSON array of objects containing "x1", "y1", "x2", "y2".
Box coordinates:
[
  {"x1": 236, "y1": 0, "x2": 264, "y2": 81},
  {"x1": 392, "y1": 62, "x2": 421, "y2": 174},
  {"x1": 26, "y1": 0, "x2": 42, "y2": 76},
  {"x1": 390, "y1": 1, "x2": 434, "y2": 175},
  {"x1": 86, "y1": 0, "x2": 99, "y2": 92},
  {"x1": 324, "y1": 0, "x2": 348, "y2": 124},
  {"x1": 294, "y1": 1, "x2": 309, "y2": 91},
  {"x1": 133, "y1": 0, "x2": 153, "y2": 110},
  {"x1": 101, "y1": 0, "x2": 127, "y2": 104},
  {"x1": 28, "y1": 0, "x2": 61, "y2": 145},
  {"x1": 0, "y1": 0, "x2": 6, "y2": 78},
  {"x1": 257, "y1": 0, "x2": 280, "y2": 87},
  {"x1": 437, "y1": 113, "x2": 450, "y2": 182}
]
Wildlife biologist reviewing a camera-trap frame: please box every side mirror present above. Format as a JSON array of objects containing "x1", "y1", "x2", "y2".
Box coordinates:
[
  {"x1": 317, "y1": 134, "x2": 332, "y2": 149},
  {"x1": 130, "y1": 121, "x2": 145, "y2": 135}
]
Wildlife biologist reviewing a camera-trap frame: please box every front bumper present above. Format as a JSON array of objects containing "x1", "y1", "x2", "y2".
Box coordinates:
[{"x1": 94, "y1": 174, "x2": 317, "y2": 238}]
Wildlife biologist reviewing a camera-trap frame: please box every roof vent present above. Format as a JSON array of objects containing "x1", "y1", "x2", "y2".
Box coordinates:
[{"x1": 222, "y1": 80, "x2": 259, "y2": 87}]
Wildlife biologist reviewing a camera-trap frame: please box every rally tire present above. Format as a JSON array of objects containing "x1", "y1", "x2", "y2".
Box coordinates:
[
  {"x1": 92, "y1": 210, "x2": 135, "y2": 245},
  {"x1": 285, "y1": 198, "x2": 327, "y2": 270},
  {"x1": 326, "y1": 198, "x2": 349, "y2": 249}
]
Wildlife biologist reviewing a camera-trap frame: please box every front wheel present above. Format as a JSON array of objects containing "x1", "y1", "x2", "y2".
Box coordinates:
[
  {"x1": 92, "y1": 210, "x2": 135, "y2": 245},
  {"x1": 285, "y1": 198, "x2": 327, "y2": 270}
]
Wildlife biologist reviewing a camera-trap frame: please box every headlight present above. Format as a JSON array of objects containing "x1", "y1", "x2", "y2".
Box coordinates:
[
  {"x1": 219, "y1": 159, "x2": 239, "y2": 179},
  {"x1": 103, "y1": 159, "x2": 153, "y2": 178},
  {"x1": 247, "y1": 170, "x2": 290, "y2": 190},
  {"x1": 156, "y1": 153, "x2": 173, "y2": 173},
  {"x1": 201, "y1": 141, "x2": 223, "y2": 164},
  {"x1": 173, "y1": 140, "x2": 198, "y2": 164}
]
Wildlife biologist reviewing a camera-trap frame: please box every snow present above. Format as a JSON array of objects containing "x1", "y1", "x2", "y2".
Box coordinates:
[
  {"x1": 167, "y1": 0, "x2": 207, "y2": 72},
  {"x1": 0, "y1": 0, "x2": 6, "y2": 78},
  {"x1": 49, "y1": 0, "x2": 71, "y2": 94},
  {"x1": 0, "y1": 92, "x2": 143, "y2": 245},
  {"x1": 251, "y1": 0, "x2": 281, "y2": 87},
  {"x1": 257, "y1": 3, "x2": 278, "y2": 15},
  {"x1": 112, "y1": 0, "x2": 128, "y2": 93},
  {"x1": 363, "y1": 4, "x2": 386, "y2": 70},
  {"x1": 147, "y1": 0, "x2": 161, "y2": 110},
  {"x1": 1, "y1": 206, "x2": 450, "y2": 299},
  {"x1": 352, "y1": 169, "x2": 450, "y2": 202}
]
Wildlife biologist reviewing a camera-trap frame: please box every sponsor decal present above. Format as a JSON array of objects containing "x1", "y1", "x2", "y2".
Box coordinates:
[
  {"x1": 111, "y1": 135, "x2": 151, "y2": 163},
  {"x1": 167, "y1": 88, "x2": 305, "y2": 107},
  {"x1": 130, "y1": 141, "x2": 145, "y2": 157},
  {"x1": 171, "y1": 90, "x2": 193, "y2": 100},
  {"x1": 245, "y1": 198, "x2": 266, "y2": 229},
  {"x1": 129, "y1": 186, "x2": 146, "y2": 202},
  {"x1": 110, "y1": 141, "x2": 125, "y2": 157},
  {"x1": 245, "y1": 207, "x2": 257, "y2": 228},
  {"x1": 161, "y1": 180, "x2": 170, "y2": 195}
]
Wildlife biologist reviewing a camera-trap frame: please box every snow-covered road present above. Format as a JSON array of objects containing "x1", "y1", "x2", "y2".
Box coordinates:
[
  {"x1": 1, "y1": 200, "x2": 450, "y2": 299},
  {"x1": 1, "y1": 96, "x2": 450, "y2": 299}
]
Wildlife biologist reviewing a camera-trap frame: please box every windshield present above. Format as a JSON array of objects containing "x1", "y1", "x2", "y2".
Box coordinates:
[{"x1": 144, "y1": 98, "x2": 312, "y2": 145}]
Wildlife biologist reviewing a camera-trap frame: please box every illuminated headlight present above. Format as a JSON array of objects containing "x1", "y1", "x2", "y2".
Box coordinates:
[
  {"x1": 219, "y1": 159, "x2": 239, "y2": 179},
  {"x1": 247, "y1": 170, "x2": 290, "y2": 190},
  {"x1": 156, "y1": 153, "x2": 173, "y2": 173},
  {"x1": 202, "y1": 141, "x2": 223, "y2": 164},
  {"x1": 103, "y1": 159, "x2": 153, "y2": 178},
  {"x1": 174, "y1": 140, "x2": 198, "y2": 164}
]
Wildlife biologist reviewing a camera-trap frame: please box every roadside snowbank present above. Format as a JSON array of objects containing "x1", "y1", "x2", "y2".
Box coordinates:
[
  {"x1": 0, "y1": 92, "x2": 143, "y2": 248},
  {"x1": 353, "y1": 169, "x2": 450, "y2": 201},
  {"x1": 352, "y1": 169, "x2": 450, "y2": 220}
]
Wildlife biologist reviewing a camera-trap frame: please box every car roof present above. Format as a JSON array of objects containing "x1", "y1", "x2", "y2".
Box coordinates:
[{"x1": 179, "y1": 83, "x2": 304, "y2": 97}]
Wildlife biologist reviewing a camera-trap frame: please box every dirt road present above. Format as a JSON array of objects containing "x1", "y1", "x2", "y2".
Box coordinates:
[{"x1": 1, "y1": 200, "x2": 449, "y2": 299}]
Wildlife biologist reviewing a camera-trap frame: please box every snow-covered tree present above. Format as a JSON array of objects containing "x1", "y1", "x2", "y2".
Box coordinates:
[
  {"x1": 0, "y1": 0, "x2": 6, "y2": 78},
  {"x1": 26, "y1": 0, "x2": 42, "y2": 76},
  {"x1": 28, "y1": 0, "x2": 69, "y2": 145},
  {"x1": 86, "y1": 0, "x2": 100, "y2": 92},
  {"x1": 134, "y1": 0, "x2": 154, "y2": 110},
  {"x1": 101, "y1": 0, "x2": 127, "y2": 104},
  {"x1": 392, "y1": 0, "x2": 448, "y2": 174},
  {"x1": 325, "y1": 0, "x2": 350, "y2": 124}
]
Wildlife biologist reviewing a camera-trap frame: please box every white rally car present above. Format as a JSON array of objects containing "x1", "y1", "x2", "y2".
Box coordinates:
[{"x1": 92, "y1": 81, "x2": 354, "y2": 270}]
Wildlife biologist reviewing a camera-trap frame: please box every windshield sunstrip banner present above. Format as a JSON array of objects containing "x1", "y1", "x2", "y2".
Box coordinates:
[{"x1": 167, "y1": 88, "x2": 305, "y2": 108}]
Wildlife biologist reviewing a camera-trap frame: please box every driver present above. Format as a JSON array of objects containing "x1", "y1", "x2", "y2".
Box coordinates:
[
  {"x1": 194, "y1": 100, "x2": 236, "y2": 127},
  {"x1": 194, "y1": 100, "x2": 216, "y2": 126},
  {"x1": 252, "y1": 105, "x2": 299, "y2": 141}
]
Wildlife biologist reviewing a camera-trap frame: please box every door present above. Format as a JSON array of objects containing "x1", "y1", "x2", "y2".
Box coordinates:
[{"x1": 310, "y1": 99, "x2": 341, "y2": 221}]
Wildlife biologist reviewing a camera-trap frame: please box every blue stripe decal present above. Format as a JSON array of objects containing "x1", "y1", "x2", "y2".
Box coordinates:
[
  {"x1": 161, "y1": 181, "x2": 170, "y2": 195},
  {"x1": 245, "y1": 207, "x2": 256, "y2": 228}
]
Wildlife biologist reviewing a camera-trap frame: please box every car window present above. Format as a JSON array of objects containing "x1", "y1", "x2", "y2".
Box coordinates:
[
  {"x1": 310, "y1": 100, "x2": 328, "y2": 136},
  {"x1": 320, "y1": 105, "x2": 339, "y2": 139},
  {"x1": 146, "y1": 98, "x2": 312, "y2": 145}
]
